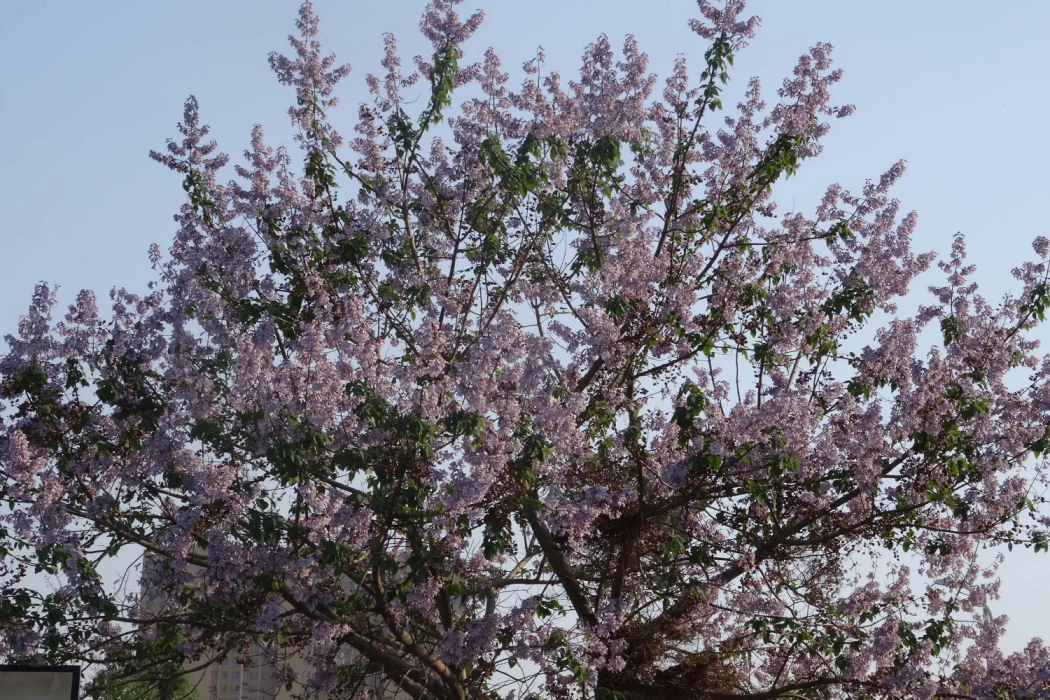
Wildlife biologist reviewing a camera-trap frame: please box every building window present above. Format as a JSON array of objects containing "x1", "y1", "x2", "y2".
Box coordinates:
[
  {"x1": 221, "y1": 685, "x2": 227, "y2": 692},
  {"x1": 222, "y1": 671, "x2": 228, "y2": 679},
  {"x1": 249, "y1": 672, "x2": 257, "y2": 680},
  {"x1": 231, "y1": 672, "x2": 240, "y2": 680},
  {"x1": 232, "y1": 685, "x2": 239, "y2": 692}
]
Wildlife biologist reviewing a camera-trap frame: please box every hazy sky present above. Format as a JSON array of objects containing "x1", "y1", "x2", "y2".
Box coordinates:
[{"x1": 2, "y1": 0, "x2": 1049, "y2": 652}]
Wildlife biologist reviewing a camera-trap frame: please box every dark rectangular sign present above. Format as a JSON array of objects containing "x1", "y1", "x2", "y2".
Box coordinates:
[{"x1": 0, "y1": 666, "x2": 80, "y2": 700}]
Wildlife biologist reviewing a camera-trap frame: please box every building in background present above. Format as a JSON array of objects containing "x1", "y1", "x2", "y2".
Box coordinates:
[{"x1": 142, "y1": 559, "x2": 403, "y2": 700}]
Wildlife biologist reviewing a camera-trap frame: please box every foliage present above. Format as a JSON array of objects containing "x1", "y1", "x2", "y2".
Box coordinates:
[
  {"x1": 89, "y1": 668, "x2": 199, "y2": 700},
  {"x1": 4, "y1": 1, "x2": 1050, "y2": 699}
]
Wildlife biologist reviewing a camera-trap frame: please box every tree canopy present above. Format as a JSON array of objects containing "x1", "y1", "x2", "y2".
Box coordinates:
[{"x1": 4, "y1": 1, "x2": 1050, "y2": 699}]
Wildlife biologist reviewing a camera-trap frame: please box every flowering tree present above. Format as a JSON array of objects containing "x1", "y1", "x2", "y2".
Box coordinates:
[{"x1": 4, "y1": 1, "x2": 1050, "y2": 698}]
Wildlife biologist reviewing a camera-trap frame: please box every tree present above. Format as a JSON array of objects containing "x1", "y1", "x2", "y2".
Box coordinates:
[
  {"x1": 3, "y1": 0, "x2": 1050, "y2": 698},
  {"x1": 89, "y1": 668, "x2": 199, "y2": 700}
]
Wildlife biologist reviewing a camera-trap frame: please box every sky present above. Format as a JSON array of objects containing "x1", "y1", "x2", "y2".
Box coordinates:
[{"x1": 2, "y1": 0, "x2": 1050, "y2": 653}]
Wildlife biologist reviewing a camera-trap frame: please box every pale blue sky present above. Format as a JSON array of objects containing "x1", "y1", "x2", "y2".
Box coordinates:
[{"x1": 2, "y1": 0, "x2": 1049, "y2": 652}]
